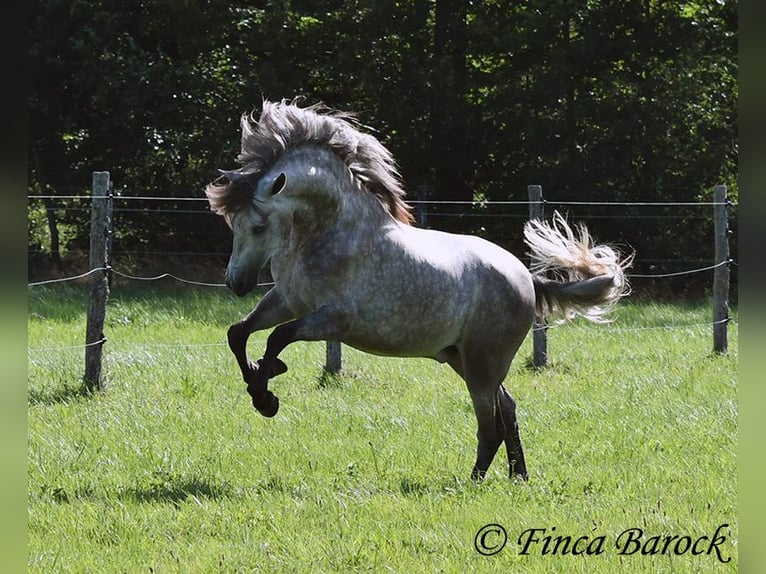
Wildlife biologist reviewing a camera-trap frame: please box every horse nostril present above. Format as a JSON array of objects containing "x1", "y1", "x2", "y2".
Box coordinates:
[
  {"x1": 225, "y1": 271, "x2": 250, "y2": 297},
  {"x1": 224, "y1": 269, "x2": 238, "y2": 293}
]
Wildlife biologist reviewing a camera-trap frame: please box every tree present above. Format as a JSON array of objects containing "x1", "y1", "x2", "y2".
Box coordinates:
[
  {"x1": 28, "y1": 0, "x2": 737, "y2": 296},
  {"x1": 29, "y1": 0, "x2": 246, "y2": 264}
]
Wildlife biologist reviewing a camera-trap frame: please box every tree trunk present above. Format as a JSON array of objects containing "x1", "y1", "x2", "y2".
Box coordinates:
[
  {"x1": 32, "y1": 148, "x2": 62, "y2": 266},
  {"x1": 43, "y1": 197, "x2": 61, "y2": 267}
]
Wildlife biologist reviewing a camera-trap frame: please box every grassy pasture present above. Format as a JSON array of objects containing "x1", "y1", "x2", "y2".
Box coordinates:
[{"x1": 28, "y1": 286, "x2": 737, "y2": 572}]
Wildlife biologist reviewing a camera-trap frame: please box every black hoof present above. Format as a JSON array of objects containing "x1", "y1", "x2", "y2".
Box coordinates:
[
  {"x1": 269, "y1": 358, "x2": 288, "y2": 378},
  {"x1": 252, "y1": 390, "x2": 280, "y2": 418},
  {"x1": 253, "y1": 357, "x2": 288, "y2": 379}
]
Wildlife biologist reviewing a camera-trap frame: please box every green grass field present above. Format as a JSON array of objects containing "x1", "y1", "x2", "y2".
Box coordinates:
[{"x1": 28, "y1": 285, "x2": 738, "y2": 572}]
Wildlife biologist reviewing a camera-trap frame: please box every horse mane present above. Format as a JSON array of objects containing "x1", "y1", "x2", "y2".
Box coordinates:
[{"x1": 206, "y1": 99, "x2": 414, "y2": 225}]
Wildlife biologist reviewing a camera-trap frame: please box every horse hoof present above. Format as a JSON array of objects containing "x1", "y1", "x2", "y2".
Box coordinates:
[
  {"x1": 252, "y1": 390, "x2": 280, "y2": 418},
  {"x1": 254, "y1": 357, "x2": 289, "y2": 379},
  {"x1": 270, "y1": 358, "x2": 288, "y2": 378}
]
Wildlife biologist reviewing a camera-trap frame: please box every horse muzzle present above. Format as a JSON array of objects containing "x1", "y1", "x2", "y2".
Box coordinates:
[{"x1": 225, "y1": 266, "x2": 257, "y2": 297}]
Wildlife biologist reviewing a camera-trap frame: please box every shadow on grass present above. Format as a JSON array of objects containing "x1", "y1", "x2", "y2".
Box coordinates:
[
  {"x1": 28, "y1": 382, "x2": 93, "y2": 407},
  {"x1": 316, "y1": 366, "x2": 374, "y2": 390},
  {"x1": 317, "y1": 368, "x2": 345, "y2": 389},
  {"x1": 521, "y1": 355, "x2": 576, "y2": 375},
  {"x1": 121, "y1": 477, "x2": 233, "y2": 506},
  {"x1": 41, "y1": 474, "x2": 236, "y2": 506}
]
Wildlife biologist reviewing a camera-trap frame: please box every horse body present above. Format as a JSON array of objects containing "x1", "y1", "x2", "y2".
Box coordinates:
[
  {"x1": 300, "y1": 224, "x2": 533, "y2": 361},
  {"x1": 206, "y1": 99, "x2": 630, "y2": 481}
]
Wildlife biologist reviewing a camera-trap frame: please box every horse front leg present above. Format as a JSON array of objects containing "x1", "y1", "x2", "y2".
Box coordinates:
[
  {"x1": 248, "y1": 303, "x2": 353, "y2": 417},
  {"x1": 226, "y1": 288, "x2": 294, "y2": 414}
]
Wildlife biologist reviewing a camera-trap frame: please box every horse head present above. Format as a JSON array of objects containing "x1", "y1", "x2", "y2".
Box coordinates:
[
  {"x1": 217, "y1": 169, "x2": 287, "y2": 296},
  {"x1": 207, "y1": 98, "x2": 415, "y2": 297}
]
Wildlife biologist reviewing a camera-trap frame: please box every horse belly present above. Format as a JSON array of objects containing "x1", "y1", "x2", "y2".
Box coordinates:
[
  {"x1": 343, "y1": 324, "x2": 458, "y2": 359},
  {"x1": 344, "y1": 314, "x2": 462, "y2": 358},
  {"x1": 343, "y1": 268, "x2": 468, "y2": 358}
]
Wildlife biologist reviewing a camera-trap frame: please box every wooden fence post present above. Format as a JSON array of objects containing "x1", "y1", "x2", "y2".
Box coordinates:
[
  {"x1": 528, "y1": 184, "x2": 548, "y2": 368},
  {"x1": 84, "y1": 171, "x2": 113, "y2": 391},
  {"x1": 326, "y1": 341, "x2": 342, "y2": 374},
  {"x1": 712, "y1": 184, "x2": 730, "y2": 354}
]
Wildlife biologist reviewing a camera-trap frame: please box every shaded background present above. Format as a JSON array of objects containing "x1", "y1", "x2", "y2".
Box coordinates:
[{"x1": 28, "y1": 0, "x2": 738, "y2": 299}]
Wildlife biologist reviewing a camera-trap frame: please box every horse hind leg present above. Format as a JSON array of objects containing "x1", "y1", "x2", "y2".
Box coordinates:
[
  {"x1": 497, "y1": 384, "x2": 528, "y2": 480},
  {"x1": 466, "y1": 383, "x2": 528, "y2": 482},
  {"x1": 451, "y1": 345, "x2": 528, "y2": 482},
  {"x1": 447, "y1": 353, "x2": 505, "y2": 481},
  {"x1": 468, "y1": 388, "x2": 506, "y2": 481}
]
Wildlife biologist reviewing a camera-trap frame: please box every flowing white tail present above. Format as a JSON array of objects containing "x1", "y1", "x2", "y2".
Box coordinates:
[{"x1": 524, "y1": 211, "x2": 633, "y2": 322}]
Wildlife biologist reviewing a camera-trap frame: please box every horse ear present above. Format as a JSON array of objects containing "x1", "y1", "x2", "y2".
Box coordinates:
[
  {"x1": 218, "y1": 169, "x2": 241, "y2": 182},
  {"x1": 218, "y1": 169, "x2": 260, "y2": 193},
  {"x1": 218, "y1": 169, "x2": 258, "y2": 191},
  {"x1": 271, "y1": 172, "x2": 287, "y2": 195}
]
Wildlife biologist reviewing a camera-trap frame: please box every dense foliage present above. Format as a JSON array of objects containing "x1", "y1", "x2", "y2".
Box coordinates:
[{"x1": 29, "y1": 0, "x2": 737, "y2": 296}]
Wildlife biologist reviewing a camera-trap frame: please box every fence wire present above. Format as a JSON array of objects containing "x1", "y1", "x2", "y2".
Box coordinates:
[
  {"x1": 28, "y1": 258, "x2": 734, "y2": 290},
  {"x1": 27, "y1": 261, "x2": 736, "y2": 355},
  {"x1": 30, "y1": 194, "x2": 738, "y2": 208},
  {"x1": 27, "y1": 195, "x2": 736, "y2": 357},
  {"x1": 28, "y1": 317, "x2": 737, "y2": 356}
]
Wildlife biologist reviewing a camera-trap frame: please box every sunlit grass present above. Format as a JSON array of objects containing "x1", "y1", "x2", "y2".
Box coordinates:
[{"x1": 28, "y1": 287, "x2": 737, "y2": 572}]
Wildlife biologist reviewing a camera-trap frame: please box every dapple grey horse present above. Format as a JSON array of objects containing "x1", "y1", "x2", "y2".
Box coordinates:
[{"x1": 206, "y1": 99, "x2": 631, "y2": 481}]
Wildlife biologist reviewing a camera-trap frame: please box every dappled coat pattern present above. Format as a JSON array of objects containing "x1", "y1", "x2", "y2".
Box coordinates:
[{"x1": 206, "y1": 99, "x2": 631, "y2": 481}]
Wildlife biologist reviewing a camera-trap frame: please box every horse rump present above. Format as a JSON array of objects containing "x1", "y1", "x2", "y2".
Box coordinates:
[{"x1": 524, "y1": 211, "x2": 633, "y2": 322}]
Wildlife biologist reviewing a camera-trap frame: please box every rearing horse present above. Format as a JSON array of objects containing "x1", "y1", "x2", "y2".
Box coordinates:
[{"x1": 206, "y1": 99, "x2": 631, "y2": 481}]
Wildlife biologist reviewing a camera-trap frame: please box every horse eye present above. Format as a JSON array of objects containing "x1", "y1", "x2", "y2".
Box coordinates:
[{"x1": 251, "y1": 223, "x2": 267, "y2": 234}]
